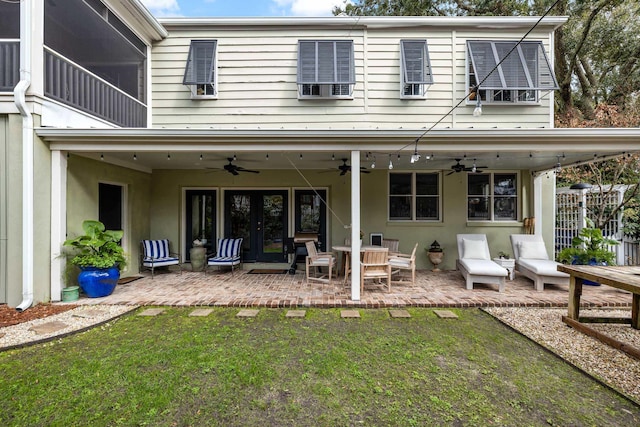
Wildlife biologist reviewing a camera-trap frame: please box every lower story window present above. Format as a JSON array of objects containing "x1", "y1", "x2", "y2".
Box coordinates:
[
  {"x1": 389, "y1": 172, "x2": 440, "y2": 221},
  {"x1": 467, "y1": 173, "x2": 518, "y2": 221}
]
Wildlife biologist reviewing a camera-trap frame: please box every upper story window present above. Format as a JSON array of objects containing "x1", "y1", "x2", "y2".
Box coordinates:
[
  {"x1": 467, "y1": 40, "x2": 558, "y2": 104},
  {"x1": 297, "y1": 40, "x2": 355, "y2": 99},
  {"x1": 400, "y1": 40, "x2": 433, "y2": 98},
  {"x1": 467, "y1": 172, "x2": 518, "y2": 221},
  {"x1": 183, "y1": 40, "x2": 217, "y2": 98},
  {"x1": 389, "y1": 173, "x2": 440, "y2": 221}
]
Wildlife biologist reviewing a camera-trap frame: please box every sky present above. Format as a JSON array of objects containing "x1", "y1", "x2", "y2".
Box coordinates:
[{"x1": 140, "y1": 0, "x2": 350, "y2": 17}]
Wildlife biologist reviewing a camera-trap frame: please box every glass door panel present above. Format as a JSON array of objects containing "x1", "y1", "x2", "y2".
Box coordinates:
[{"x1": 185, "y1": 190, "x2": 216, "y2": 260}]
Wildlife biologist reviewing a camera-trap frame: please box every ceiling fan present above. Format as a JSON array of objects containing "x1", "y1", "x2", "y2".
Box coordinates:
[
  {"x1": 222, "y1": 158, "x2": 260, "y2": 176},
  {"x1": 446, "y1": 158, "x2": 487, "y2": 175},
  {"x1": 335, "y1": 158, "x2": 371, "y2": 176}
]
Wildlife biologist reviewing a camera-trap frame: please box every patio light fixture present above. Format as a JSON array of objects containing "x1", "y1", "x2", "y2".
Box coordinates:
[
  {"x1": 388, "y1": 155, "x2": 393, "y2": 170},
  {"x1": 473, "y1": 97, "x2": 482, "y2": 117}
]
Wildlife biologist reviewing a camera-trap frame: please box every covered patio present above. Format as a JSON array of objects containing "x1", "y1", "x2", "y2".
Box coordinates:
[{"x1": 75, "y1": 268, "x2": 632, "y2": 309}]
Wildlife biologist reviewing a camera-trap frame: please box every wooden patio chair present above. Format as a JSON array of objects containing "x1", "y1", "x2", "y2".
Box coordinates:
[
  {"x1": 382, "y1": 238, "x2": 400, "y2": 255},
  {"x1": 389, "y1": 243, "x2": 418, "y2": 285},
  {"x1": 305, "y1": 241, "x2": 336, "y2": 285},
  {"x1": 360, "y1": 247, "x2": 391, "y2": 293}
]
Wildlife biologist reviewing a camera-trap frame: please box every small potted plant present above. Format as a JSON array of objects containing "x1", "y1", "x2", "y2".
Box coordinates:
[
  {"x1": 498, "y1": 251, "x2": 510, "y2": 259},
  {"x1": 426, "y1": 240, "x2": 444, "y2": 272},
  {"x1": 556, "y1": 219, "x2": 619, "y2": 285},
  {"x1": 63, "y1": 220, "x2": 126, "y2": 297}
]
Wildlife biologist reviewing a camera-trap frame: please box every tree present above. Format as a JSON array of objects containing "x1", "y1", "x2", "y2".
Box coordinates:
[{"x1": 333, "y1": 0, "x2": 640, "y2": 122}]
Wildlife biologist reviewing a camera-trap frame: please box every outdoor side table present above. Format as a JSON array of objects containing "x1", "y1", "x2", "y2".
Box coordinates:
[
  {"x1": 190, "y1": 246, "x2": 207, "y2": 272},
  {"x1": 493, "y1": 258, "x2": 515, "y2": 280}
]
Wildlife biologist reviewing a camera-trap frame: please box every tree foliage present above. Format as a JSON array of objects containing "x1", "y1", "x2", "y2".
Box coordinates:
[{"x1": 333, "y1": 0, "x2": 640, "y2": 123}]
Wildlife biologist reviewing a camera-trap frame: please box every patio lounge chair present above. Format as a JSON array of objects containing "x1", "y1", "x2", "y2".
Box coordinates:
[
  {"x1": 510, "y1": 234, "x2": 570, "y2": 291},
  {"x1": 456, "y1": 234, "x2": 508, "y2": 292},
  {"x1": 206, "y1": 238, "x2": 243, "y2": 275},
  {"x1": 141, "y1": 239, "x2": 182, "y2": 278}
]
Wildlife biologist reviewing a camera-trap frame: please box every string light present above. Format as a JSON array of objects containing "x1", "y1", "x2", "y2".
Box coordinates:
[
  {"x1": 265, "y1": 153, "x2": 269, "y2": 160},
  {"x1": 473, "y1": 96, "x2": 482, "y2": 117},
  {"x1": 332, "y1": 153, "x2": 335, "y2": 161},
  {"x1": 472, "y1": 159, "x2": 477, "y2": 173},
  {"x1": 388, "y1": 155, "x2": 393, "y2": 170},
  {"x1": 167, "y1": 153, "x2": 171, "y2": 160},
  {"x1": 371, "y1": 156, "x2": 376, "y2": 169},
  {"x1": 133, "y1": 153, "x2": 137, "y2": 161},
  {"x1": 100, "y1": 153, "x2": 104, "y2": 161}
]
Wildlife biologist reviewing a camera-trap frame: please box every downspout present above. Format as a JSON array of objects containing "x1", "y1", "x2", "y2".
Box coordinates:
[{"x1": 15, "y1": 0, "x2": 33, "y2": 311}]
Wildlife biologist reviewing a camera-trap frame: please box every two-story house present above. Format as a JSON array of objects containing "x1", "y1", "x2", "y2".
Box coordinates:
[{"x1": 2, "y1": 0, "x2": 639, "y2": 307}]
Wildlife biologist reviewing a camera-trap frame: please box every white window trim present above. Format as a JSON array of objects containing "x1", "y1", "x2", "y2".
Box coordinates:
[
  {"x1": 466, "y1": 171, "x2": 520, "y2": 222},
  {"x1": 388, "y1": 171, "x2": 442, "y2": 222},
  {"x1": 400, "y1": 39, "x2": 433, "y2": 99},
  {"x1": 183, "y1": 40, "x2": 218, "y2": 100}
]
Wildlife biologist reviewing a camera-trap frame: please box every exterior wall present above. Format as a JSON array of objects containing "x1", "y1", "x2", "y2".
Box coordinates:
[
  {"x1": 66, "y1": 156, "x2": 152, "y2": 280},
  {"x1": 151, "y1": 23, "x2": 554, "y2": 130},
  {"x1": 147, "y1": 166, "x2": 534, "y2": 271}
]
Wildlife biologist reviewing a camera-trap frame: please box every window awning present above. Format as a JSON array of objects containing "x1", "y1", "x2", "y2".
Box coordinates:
[
  {"x1": 183, "y1": 40, "x2": 217, "y2": 85},
  {"x1": 400, "y1": 40, "x2": 433, "y2": 85},
  {"x1": 468, "y1": 40, "x2": 558, "y2": 91},
  {"x1": 297, "y1": 40, "x2": 355, "y2": 84}
]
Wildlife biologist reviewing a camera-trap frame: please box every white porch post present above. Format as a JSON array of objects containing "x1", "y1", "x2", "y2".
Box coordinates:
[
  {"x1": 350, "y1": 150, "x2": 361, "y2": 300},
  {"x1": 533, "y1": 173, "x2": 544, "y2": 235},
  {"x1": 50, "y1": 150, "x2": 67, "y2": 301}
]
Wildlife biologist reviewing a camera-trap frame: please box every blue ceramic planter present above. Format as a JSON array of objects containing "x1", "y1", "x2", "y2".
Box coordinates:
[
  {"x1": 78, "y1": 266, "x2": 120, "y2": 297},
  {"x1": 571, "y1": 257, "x2": 604, "y2": 286}
]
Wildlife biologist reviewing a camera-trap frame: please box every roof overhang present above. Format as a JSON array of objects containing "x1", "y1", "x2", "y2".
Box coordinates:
[
  {"x1": 158, "y1": 16, "x2": 568, "y2": 31},
  {"x1": 37, "y1": 127, "x2": 640, "y2": 173}
]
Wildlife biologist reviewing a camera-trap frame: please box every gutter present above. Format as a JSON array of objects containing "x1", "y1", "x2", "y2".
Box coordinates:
[{"x1": 15, "y1": 1, "x2": 33, "y2": 312}]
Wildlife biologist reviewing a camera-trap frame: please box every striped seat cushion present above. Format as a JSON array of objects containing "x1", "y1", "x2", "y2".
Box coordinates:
[
  {"x1": 142, "y1": 239, "x2": 171, "y2": 260},
  {"x1": 142, "y1": 256, "x2": 180, "y2": 267},
  {"x1": 208, "y1": 238, "x2": 243, "y2": 266}
]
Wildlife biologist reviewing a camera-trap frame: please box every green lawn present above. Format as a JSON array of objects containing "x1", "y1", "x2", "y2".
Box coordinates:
[{"x1": 1, "y1": 308, "x2": 638, "y2": 426}]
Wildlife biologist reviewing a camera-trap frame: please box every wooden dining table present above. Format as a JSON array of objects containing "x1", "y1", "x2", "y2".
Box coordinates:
[
  {"x1": 557, "y1": 264, "x2": 640, "y2": 329},
  {"x1": 332, "y1": 245, "x2": 380, "y2": 282}
]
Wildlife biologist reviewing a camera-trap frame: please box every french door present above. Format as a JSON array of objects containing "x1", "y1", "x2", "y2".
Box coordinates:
[{"x1": 225, "y1": 190, "x2": 288, "y2": 262}]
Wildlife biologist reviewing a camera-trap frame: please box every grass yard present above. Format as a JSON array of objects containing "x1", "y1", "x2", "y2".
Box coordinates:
[{"x1": 1, "y1": 307, "x2": 638, "y2": 426}]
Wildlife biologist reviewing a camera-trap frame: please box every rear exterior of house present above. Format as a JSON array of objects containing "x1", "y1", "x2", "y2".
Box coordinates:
[{"x1": 2, "y1": 0, "x2": 636, "y2": 306}]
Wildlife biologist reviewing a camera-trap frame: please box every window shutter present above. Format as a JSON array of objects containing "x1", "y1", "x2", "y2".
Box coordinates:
[
  {"x1": 401, "y1": 40, "x2": 433, "y2": 84},
  {"x1": 468, "y1": 40, "x2": 558, "y2": 90},
  {"x1": 183, "y1": 40, "x2": 216, "y2": 85},
  {"x1": 297, "y1": 40, "x2": 354, "y2": 84},
  {"x1": 297, "y1": 41, "x2": 317, "y2": 83}
]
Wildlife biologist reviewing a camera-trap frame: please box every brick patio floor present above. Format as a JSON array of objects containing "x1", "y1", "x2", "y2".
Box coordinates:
[{"x1": 72, "y1": 268, "x2": 634, "y2": 309}]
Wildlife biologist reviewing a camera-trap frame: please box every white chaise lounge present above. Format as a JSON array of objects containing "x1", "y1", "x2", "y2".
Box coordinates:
[
  {"x1": 510, "y1": 234, "x2": 569, "y2": 292},
  {"x1": 456, "y1": 234, "x2": 508, "y2": 292}
]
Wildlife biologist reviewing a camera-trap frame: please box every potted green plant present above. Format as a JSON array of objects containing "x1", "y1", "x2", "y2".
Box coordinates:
[
  {"x1": 556, "y1": 219, "x2": 619, "y2": 285},
  {"x1": 63, "y1": 220, "x2": 126, "y2": 298}
]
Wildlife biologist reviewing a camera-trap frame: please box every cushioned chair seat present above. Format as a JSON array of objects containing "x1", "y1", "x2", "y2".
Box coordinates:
[
  {"x1": 518, "y1": 258, "x2": 570, "y2": 277},
  {"x1": 140, "y1": 239, "x2": 182, "y2": 278},
  {"x1": 458, "y1": 259, "x2": 508, "y2": 276},
  {"x1": 207, "y1": 238, "x2": 243, "y2": 274}
]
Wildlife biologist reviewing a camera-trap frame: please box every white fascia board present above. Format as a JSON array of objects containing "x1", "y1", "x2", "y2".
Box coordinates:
[
  {"x1": 158, "y1": 16, "x2": 568, "y2": 31},
  {"x1": 112, "y1": 0, "x2": 168, "y2": 40}
]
